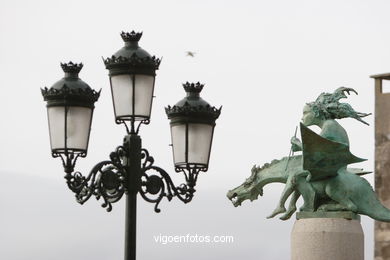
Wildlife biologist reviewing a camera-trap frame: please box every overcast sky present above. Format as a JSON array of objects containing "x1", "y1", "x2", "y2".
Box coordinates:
[{"x1": 1, "y1": 0, "x2": 390, "y2": 259}]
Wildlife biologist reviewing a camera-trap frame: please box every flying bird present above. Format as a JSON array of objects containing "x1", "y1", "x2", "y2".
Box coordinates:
[{"x1": 186, "y1": 51, "x2": 196, "y2": 57}]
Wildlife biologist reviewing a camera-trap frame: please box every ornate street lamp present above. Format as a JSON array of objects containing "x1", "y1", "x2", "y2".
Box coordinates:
[
  {"x1": 41, "y1": 31, "x2": 221, "y2": 260},
  {"x1": 166, "y1": 82, "x2": 221, "y2": 194},
  {"x1": 41, "y1": 62, "x2": 100, "y2": 174},
  {"x1": 104, "y1": 31, "x2": 160, "y2": 132}
]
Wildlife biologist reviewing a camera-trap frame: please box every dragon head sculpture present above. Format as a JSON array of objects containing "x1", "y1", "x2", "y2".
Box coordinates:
[
  {"x1": 227, "y1": 165, "x2": 265, "y2": 207},
  {"x1": 227, "y1": 156, "x2": 301, "y2": 207}
]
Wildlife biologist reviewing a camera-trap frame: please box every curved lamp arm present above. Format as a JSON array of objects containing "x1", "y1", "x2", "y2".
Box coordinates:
[
  {"x1": 56, "y1": 146, "x2": 127, "y2": 212},
  {"x1": 53, "y1": 138, "x2": 203, "y2": 213},
  {"x1": 139, "y1": 148, "x2": 201, "y2": 213}
]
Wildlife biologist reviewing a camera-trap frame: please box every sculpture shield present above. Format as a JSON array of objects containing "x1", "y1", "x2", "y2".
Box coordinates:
[{"x1": 300, "y1": 123, "x2": 366, "y2": 181}]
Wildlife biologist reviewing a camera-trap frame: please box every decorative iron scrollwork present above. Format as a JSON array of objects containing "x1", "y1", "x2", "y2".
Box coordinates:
[
  {"x1": 63, "y1": 146, "x2": 127, "y2": 212},
  {"x1": 116, "y1": 119, "x2": 151, "y2": 135},
  {"x1": 57, "y1": 141, "x2": 203, "y2": 213},
  {"x1": 139, "y1": 148, "x2": 199, "y2": 213}
]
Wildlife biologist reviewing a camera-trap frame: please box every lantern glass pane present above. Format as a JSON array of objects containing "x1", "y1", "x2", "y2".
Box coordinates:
[
  {"x1": 188, "y1": 123, "x2": 214, "y2": 165},
  {"x1": 171, "y1": 124, "x2": 186, "y2": 165},
  {"x1": 134, "y1": 75, "x2": 155, "y2": 119},
  {"x1": 66, "y1": 107, "x2": 93, "y2": 151},
  {"x1": 110, "y1": 75, "x2": 133, "y2": 119},
  {"x1": 48, "y1": 106, "x2": 65, "y2": 150}
]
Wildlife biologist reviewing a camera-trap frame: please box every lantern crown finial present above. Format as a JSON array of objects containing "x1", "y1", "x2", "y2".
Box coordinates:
[
  {"x1": 120, "y1": 31, "x2": 143, "y2": 42},
  {"x1": 165, "y1": 82, "x2": 221, "y2": 124},
  {"x1": 61, "y1": 62, "x2": 83, "y2": 74},
  {"x1": 183, "y1": 82, "x2": 204, "y2": 94},
  {"x1": 42, "y1": 62, "x2": 100, "y2": 108},
  {"x1": 103, "y1": 30, "x2": 161, "y2": 75}
]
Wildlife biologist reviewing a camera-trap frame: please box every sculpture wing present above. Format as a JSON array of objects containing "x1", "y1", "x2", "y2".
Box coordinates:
[
  {"x1": 300, "y1": 123, "x2": 366, "y2": 181},
  {"x1": 346, "y1": 168, "x2": 372, "y2": 176}
]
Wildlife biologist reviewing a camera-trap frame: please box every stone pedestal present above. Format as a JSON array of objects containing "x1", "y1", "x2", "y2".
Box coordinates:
[{"x1": 291, "y1": 215, "x2": 364, "y2": 260}]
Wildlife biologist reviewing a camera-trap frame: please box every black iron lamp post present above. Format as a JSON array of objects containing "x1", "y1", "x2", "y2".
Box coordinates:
[{"x1": 41, "y1": 31, "x2": 221, "y2": 260}]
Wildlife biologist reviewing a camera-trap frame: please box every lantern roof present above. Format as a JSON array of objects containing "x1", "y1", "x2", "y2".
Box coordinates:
[
  {"x1": 165, "y1": 82, "x2": 221, "y2": 125},
  {"x1": 103, "y1": 31, "x2": 161, "y2": 76},
  {"x1": 41, "y1": 62, "x2": 100, "y2": 108}
]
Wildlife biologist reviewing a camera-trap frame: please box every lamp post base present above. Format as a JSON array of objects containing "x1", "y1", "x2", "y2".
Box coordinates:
[{"x1": 291, "y1": 216, "x2": 364, "y2": 260}]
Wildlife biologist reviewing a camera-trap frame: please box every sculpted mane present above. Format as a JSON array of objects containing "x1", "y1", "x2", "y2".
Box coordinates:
[{"x1": 307, "y1": 87, "x2": 371, "y2": 125}]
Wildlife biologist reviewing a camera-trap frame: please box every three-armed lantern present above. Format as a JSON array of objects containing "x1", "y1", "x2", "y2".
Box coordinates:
[
  {"x1": 41, "y1": 31, "x2": 221, "y2": 260},
  {"x1": 41, "y1": 62, "x2": 100, "y2": 174},
  {"x1": 166, "y1": 82, "x2": 221, "y2": 189},
  {"x1": 104, "y1": 31, "x2": 160, "y2": 132}
]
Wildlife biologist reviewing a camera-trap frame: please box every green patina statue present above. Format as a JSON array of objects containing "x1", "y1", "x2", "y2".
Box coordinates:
[{"x1": 227, "y1": 87, "x2": 390, "y2": 222}]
